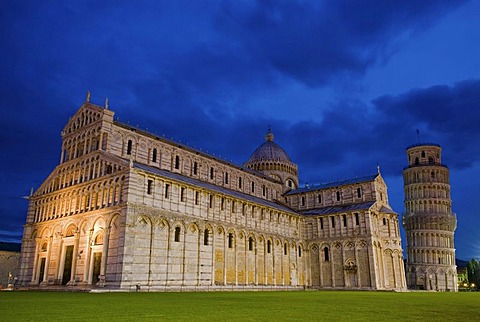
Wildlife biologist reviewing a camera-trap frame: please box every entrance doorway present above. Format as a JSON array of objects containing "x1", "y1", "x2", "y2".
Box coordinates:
[
  {"x1": 92, "y1": 252, "x2": 102, "y2": 285},
  {"x1": 38, "y1": 257, "x2": 46, "y2": 283},
  {"x1": 62, "y1": 245, "x2": 74, "y2": 285}
]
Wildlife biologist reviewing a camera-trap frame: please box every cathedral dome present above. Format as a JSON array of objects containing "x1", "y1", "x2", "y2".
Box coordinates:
[{"x1": 247, "y1": 130, "x2": 291, "y2": 163}]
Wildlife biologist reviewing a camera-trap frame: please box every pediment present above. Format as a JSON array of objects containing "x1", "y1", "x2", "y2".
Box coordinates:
[
  {"x1": 62, "y1": 103, "x2": 105, "y2": 136},
  {"x1": 33, "y1": 151, "x2": 129, "y2": 197}
]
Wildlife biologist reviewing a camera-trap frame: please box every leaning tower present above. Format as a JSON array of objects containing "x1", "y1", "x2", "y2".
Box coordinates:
[{"x1": 403, "y1": 143, "x2": 457, "y2": 291}]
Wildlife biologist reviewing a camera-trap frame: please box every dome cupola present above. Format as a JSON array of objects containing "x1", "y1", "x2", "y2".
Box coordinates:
[{"x1": 244, "y1": 129, "x2": 298, "y2": 191}]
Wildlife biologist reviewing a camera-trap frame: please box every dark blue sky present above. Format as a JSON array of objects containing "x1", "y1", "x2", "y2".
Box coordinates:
[{"x1": 1, "y1": 0, "x2": 479, "y2": 260}]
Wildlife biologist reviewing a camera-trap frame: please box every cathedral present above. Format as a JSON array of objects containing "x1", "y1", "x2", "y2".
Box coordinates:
[{"x1": 18, "y1": 96, "x2": 407, "y2": 291}]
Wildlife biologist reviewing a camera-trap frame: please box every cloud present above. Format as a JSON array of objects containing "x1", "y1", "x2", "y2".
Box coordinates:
[
  {"x1": 372, "y1": 79, "x2": 480, "y2": 169},
  {"x1": 215, "y1": 0, "x2": 466, "y2": 86}
]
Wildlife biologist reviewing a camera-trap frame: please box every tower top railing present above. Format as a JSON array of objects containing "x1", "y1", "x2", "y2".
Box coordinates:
[{"x1": 406, "y1": 142, "x2": 441, "y2": 150}]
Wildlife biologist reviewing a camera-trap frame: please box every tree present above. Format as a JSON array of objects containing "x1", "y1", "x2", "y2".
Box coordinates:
[{"x1": 466, "y1": 258, "x2": 480, "y2": 290}]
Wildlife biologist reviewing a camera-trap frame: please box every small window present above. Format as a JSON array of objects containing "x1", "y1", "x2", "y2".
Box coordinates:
[
  {"x1": 147, "y1": 179, "x2": 153, "y2": 195},
  {"x1": 262, "y1": 185, "x2": 266, "y2": 197},
  {"x1": 225, "y1": 173, "x2": 229, "y2": 184},
  {"x1": 355, "y1": 213, "x2": 359, "y2": 225},
  {"x1": 127, "y1": 140, "x2": 132, "y2": 155},
  {"x1": 318, "y1": 194, "x2": 322, "y2": 204},
  {"x1": 181, "y1": 187, "x2": 186, "y2": 202},
  {"x1": 301, "y1": 196, "x2": 305, "y2": 206},
  {"x1": 248, "y1": 237, "x2": 254, "y2": 251},
  {"x1": 267, "y1": 240, "x2": 271, "y2": 253},
  {"x1": 174, "y1": 227, "x2": 181, "y2": 242},
  {"x1": 251, "y1": 181, "x2": 255, "y2": 193},
  {"x1": 331, "y1": 216, "x2": 336, "y2": 228},
  {"x1": 221, "y1": 197, "x2": 225, "y2": 210},
  {"x1": 164, "y1": 184, "x2": 170, "y2": 198},
  {"x1": 204, "y1": 229, "x2": 209, "y2": 246},
  {"x1": 342, "y1": 214, "x2": 347, "y2": 227},
  {"x1": 324, "y1": 247, "x2": 329, "y2": 261},
  {"x1": 195, "y1": 191, "x2": 199, "y2": 205},
  {"x1": 357, "y1": 187, "x2": 362, "y2": 198},
  {"x1": 284, "y1": 243, "x2": 288, "y2": 255},
  {"x1": 228, "y1": 233, "x2": 234, "y2": 249},
  {"x1": 193, "y1": 162, "x2": 198, "y2": 175},
  {"x1": 428, "y1": 157, "x2": 434, "y2": 165},
  {"x1": 298, "y1": 246, "x2": 302, "y2": 257},
  {"x1": 210, "y1": 167, "x2": 214, "y2": 180},
  {"x1": 320, "y1": 217, "x2": 324, "y2": 229},
  {"x1": 421, "y1": 151, "x2": 426, "y2": 158},
  {"x1": 431, "y1": 171, "x2": 435, "y2": 178},
  {"x1": 415, "y1": 157, "x2": 419, "y2": 165},
  {"x1": 209, "y1": 195, "x2": 214, "y2": 208},
  {"x1": 383, "y1": 218, "x2": 387, "y2": 225},
  {"x1": 238, "y1": 177, "x2": 242, "y2": 189},
  {"x1": 152, "y1": 148, "x2": 157, "y2": 163},
  {"x1": 336, "y1": 191, "x2": 341, "y2": 201},
  {"x1": 231, "y1": 200, "x2": 235, "y2": 213},
  {"x1": 175, "y1": 156, "x2": 180, "y2": 169}
]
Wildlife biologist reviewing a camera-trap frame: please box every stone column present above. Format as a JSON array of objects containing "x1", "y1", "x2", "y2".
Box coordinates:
[
  {"x1": 68, "y1": 231, "x2": 80, "y2": 285},
  {"x1": 99, "y1": 226, "x2": 110, "y2": 287},
  {"x1": 83, "y1": 230, "x2": 93, "y2": 283}
]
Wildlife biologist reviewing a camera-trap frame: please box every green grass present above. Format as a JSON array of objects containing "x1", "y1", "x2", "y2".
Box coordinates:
[{"x1": 0, "y1": 291, "x2": 478, "y2": 321}]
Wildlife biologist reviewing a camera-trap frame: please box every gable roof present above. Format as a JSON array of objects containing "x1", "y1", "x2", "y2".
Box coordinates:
[
  {"x1": 284, "y1": 174, "x2": 379, "y2": 196},
  {"x1": 133, "y1": 162, "x2": 297, "y2": 215},
  {"x1": 300, "y1": 201, "x2": 375, "y2": 216}
]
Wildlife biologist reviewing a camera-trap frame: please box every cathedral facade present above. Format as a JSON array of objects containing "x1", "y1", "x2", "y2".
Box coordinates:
[{"x1": 18, "y1": 98, "x2": 406, "y2": 291}]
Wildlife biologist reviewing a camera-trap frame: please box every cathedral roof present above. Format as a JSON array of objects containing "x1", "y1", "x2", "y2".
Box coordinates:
[
  {"x1": 284, "y1": 174, "x2": 379, "y2": 196},
  {"x1": 301, "y1": 201, "x2": 375, "y2": 215},
  {"x1": 134, "y1": 162, "x2": 296, "y2": 214},
  {"x1": 246, "y1": 130, "x2": 292, "y2": 163}
]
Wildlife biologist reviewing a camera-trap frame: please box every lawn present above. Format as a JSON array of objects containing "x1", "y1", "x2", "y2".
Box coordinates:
[{"x1": 0, "y1": 291, "x2": 478, "y2": 321}]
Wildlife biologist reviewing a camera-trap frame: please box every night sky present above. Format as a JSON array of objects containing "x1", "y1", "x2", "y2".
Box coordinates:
[{"x1": 1, "y1": 1, "x2": 479, "y2": 260}]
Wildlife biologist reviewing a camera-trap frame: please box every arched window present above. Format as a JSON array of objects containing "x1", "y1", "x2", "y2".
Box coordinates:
[
  {"x1": 174, "y1": 227, "x2": 181, "y2": 242},
  {"x1": 251, "y1": 181, "x2": 255, "y2": 193},
  {"x1": 248, "y1": 237, "x2": 254, "y2": 251},
  {"x1": 204, "y1": 229, "x2": 209, "y2": 246},
  {"x1": 421, "y1": 151, "x2": 425, "y2": 158},
  {"x1": 238, "y1": 177, "x2": 242, "y2": 189},
  {"x1": 428, "y1": 157, "x2": 434, "y2": 165},
  {"x1": 284, "y1": 243, "x2": 288, "y2": 255},
  {"x1": 175, "y1": 156, "x2": 180, "y2": 169},
  {"x1": 228, "y1": 233, "x2": 234, "y2": 249},
  {"x1": 298, "y1": 246, "x2": 302, "y2": 257},
  {"x1": 147, "y1": 179, "x2": 153, "y2": 195},
  {"x1": 324, "y1": 247, "x2": 329, "y2": 261},
  {"x1": 152, "y1": 148, "x2": 157, "y2": 163},
  {"x1": 127, "y1": 140, "x2": 132, "y2": 155},
  {"x1": 193, "y1": 162, "x2": 198, "y2": 175},
  {"x1": 267, "y1": 240, "x2": 271, "y2": 253},
  {"x1": 209, "y1": 195, "x2": 213, "y2": 208},
  {"x1": 210, "y1": 167, "x2": 214, "y2": 180},
  {"x1": 415, "y1": 157, "x2": 419, "y2": 165},
  {"x1": 225, "y1": 172, "x2": 229, "y2": 184}
]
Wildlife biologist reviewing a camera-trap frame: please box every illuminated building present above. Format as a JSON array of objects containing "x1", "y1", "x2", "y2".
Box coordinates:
[{"x1": 18, "y1": 96, "x2": 406, "y2": 291}]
